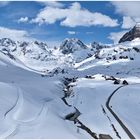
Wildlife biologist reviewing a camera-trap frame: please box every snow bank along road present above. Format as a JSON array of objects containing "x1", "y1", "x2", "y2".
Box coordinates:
[
  {"x1": 106, "y1": 86, "x2": 135, "y2": 139},
  {"x1": 106, "y1": 83, "x2": 140, "y2": 139}
]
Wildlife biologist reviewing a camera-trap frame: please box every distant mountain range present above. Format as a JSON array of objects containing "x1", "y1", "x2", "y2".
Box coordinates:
[{"x1": 0, "y1": 24, "x2": 140, "y2": 72}]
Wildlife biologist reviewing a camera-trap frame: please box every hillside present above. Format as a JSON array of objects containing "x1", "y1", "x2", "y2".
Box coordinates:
[{"x1": 0, "y1": 26, "x2": 140, "y2": 138}]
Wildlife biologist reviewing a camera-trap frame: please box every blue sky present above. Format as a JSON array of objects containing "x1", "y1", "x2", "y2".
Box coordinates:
[{"x1": 0, "y1": 1, "x2": 140, "y2": 46}]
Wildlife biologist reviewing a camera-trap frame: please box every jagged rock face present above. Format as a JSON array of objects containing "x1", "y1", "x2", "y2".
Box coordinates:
[
  {"x1": 60, "y1": 38, "x2": 87, "y2": 54},
  {"x1": 0, "y1": 38, "x2": 74, "y2": 70},
  {"x1": 91, "y1": 41, "x2": 109, "y2": 50},
  {"x1": 0, "y1": 38, "x2": 17, "y2": 52},
  {"x1": 0, "y1": 38, "x2": 50, "y2": 61},
  {"x1": 119, "y1": 24, "x2": 140, "y2": 43},
  {"x1": 0, "y1": 38, "x2": 16, "y2": 46},
  {"x1": 91, "y1": 42, "x2": 101, "y2": 50}
]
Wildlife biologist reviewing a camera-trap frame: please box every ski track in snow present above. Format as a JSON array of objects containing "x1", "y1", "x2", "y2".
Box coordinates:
[{"x1": 0, "y1": 87, "x2": 49, "y2": 139}]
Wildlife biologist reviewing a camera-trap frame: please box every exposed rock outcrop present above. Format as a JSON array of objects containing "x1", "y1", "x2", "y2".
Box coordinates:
[
  {"x1": 60, "y1": 38, "x2": 87, "y2": 54},
  {"x1": 119, "y1": 23, "x2": 140, "y2": 43}
]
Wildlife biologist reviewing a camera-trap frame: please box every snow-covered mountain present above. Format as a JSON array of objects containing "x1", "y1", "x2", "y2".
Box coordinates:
[
  {"x1": 119, "y1": 23, "x2": 140, "y2": 43},
  {"x1": 60, "y1": 38, "x2": 87, "y2": 54},
  {"x1": 75, "y1": 38, "x2": 140, "y2": 76},
  {"x1": 91, "y1": 41, "x2": 110, "y2": 50},
  {"x1": 0, "y1": 37, "x2": 109, "y2": 70},
  {"x1": 1, "y1": 25, "x2": 140, "y2": 139},
  {"x1": 0, "y1": 38, "x2": 73, "y2": 71},
  {"x1": 0, "y1": 38, "x2": 49, "y2": 61},
  {"x1": 59, "y1": 38, "x2": 107, "y2": 63}
]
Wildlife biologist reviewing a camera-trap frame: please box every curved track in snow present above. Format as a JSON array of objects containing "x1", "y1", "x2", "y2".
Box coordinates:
[
  {"x1": 0, "y1": 88, "x2": 49, "y2": 138},
  {"x1": 4, "y1": 88, "x2": 20, "y2": 118},
  {"x1": 106, "y1": 86, "x2": 135, "y2": 139}
]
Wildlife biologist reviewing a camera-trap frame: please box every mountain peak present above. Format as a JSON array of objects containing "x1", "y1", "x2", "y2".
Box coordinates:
[
  {"x1": 0, "y1": 38, "x2": 16, "y2": 46},
  {"x1": 119, "y1": 23, "x2": 140, "y2": 43},
  {"x1": 60, "y1": 38, "x2": 87, "y2": 54}
]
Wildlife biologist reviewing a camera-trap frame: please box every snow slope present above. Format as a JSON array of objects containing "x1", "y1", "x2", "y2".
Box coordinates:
[
  {"x1": 75, "y1": 39, "x2": 140, "y2": 78},
  {"x1": 110, "y1": 84, "x2": 140, "y2": 138},
  {"x1": 0, "y1": 52, "x2": 90, "y2": 138},
  {"x1": 66, "y1": 75, "x2": 129, "y2": 138},
  {"x1": 0, "y1": 36, "x2": 140, "y2": 138}
]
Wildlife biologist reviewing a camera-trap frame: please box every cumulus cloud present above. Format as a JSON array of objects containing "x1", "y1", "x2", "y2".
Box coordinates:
[
  {"x1": 68, "y1": 31, "x2": 76, "y2": 35},
  {"x1": 18, "y1": 17, "x2": 29, "y2": 23},
  {"x1": 31, "y1": 2, "x2": 119, "y2": 27},
  {"x1": 122, "y1": 16, "x2": 136, "y2": 29},
  {"x1": 38, "y1": 1, "x2": 64, "y2": 8},
  {"x1": 111, "y1": 2, "x2": 140, "y2": 29},
  {"x1": 111, "y1": 1, "x2": 140, "y2": 17},
  {"x1": 108, "y1": 30, "x2": 128, "y2": 44},
  {"x1": 0, "y1": 26, "x2": 34, "y2": 41}
]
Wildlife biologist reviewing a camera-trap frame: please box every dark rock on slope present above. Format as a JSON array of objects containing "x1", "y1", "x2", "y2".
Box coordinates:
[
  {"x1": 60, "y1": 38, "x2": 87, "y2": 54},
  {"x1": 119, "y1": 23, "x2": 140, "y2": 43}
]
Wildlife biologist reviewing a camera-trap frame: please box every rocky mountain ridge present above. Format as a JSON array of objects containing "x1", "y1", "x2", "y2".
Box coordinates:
[{"x1": 119, "y1": 23, "x2": 140, "y2": 43}]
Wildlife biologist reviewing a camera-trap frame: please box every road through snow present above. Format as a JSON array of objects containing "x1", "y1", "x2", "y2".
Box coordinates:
[{"x1": 106, "y1": 85, "x2": 135, "y2": 139}]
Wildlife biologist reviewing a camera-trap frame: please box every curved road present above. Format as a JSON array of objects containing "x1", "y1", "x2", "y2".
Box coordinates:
[{"x1": 106, "y1": 86, "x2": 135, "y2": 139}]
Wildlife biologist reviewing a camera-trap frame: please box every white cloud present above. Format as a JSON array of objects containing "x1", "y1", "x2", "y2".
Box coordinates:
[
  {"x1": 38, "y1": 1, "x2": 64, "y2": 8},
  {"x1": 18, "y1": 17, "x2": 29, "y2": 23},
  {"x1": 0, "y1": 26, "x2": 34, "y2": 41},
  {"x1": 122, "y1": 16, "x2": 136, "y2": 29},
  {"x1": 0, "y1": 1, "x2": 10, "y2": 7},
  {"x1": 68, "y1": 31, "x2": 76, "y2": 35},
  {"x1": 32, "y1": 2, "x2": 119, "y2": 27},
  {"x1": 108, "y1": 30, "x2": 128, "y2": 44},
  {"x1": 111, "y1": 2, "x2": 140, "y2": 29},
  {"x1": 111, "y1": 2, "x2": 140, "y2": 18}
]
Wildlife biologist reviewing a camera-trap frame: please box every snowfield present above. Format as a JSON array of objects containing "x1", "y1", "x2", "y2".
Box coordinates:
[
  {"x1": 110, "y1": 84, "x2": 140, "y2": 138},
  {"x1": 0, "y1": 51, "x2": 90, "y2": 138},
  {"x1": 0, "y1": 37, "x2": 140, "y2": 138},
  {"x1": 66, "y1": 75, "x2": 128, "y2": 138}
]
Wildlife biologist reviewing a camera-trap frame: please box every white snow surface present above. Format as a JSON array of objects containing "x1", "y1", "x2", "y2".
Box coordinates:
[
  {"x1": 0, "y1": 37, "x2": 140, "y2": 138},
  {"x1": 110, "y1": 84, "x2": 140, "y2": 138}
]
